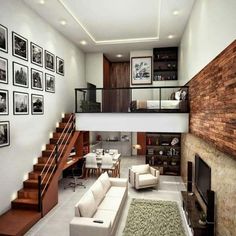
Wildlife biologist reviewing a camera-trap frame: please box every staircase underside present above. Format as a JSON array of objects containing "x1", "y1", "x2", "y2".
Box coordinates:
[{"x1": 0, "y1": 209, "x2": 41, "y2": 236}]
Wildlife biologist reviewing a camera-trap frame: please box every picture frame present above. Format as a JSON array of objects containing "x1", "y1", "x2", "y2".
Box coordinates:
[
  {"x1": 56, "y1": 56, "x2": 64, "y2": 76},
  {"x1": 31, "y1": 94, "x2": 44, "y2": 115},
  {"x1": 0, "y1": 57, "x2": 8, "y2": 84},
  {"x1": 0, "y1": 121, "x2": 10, "y2": 148},
  {"x1": 12, "y1": 32, "x2": 28, "y2": 61},
  {"x1": 45, "y1": 50, "x2": 55, "y2": 72},
  {"x1": 0, "y1": 89, "x2": 9, "y2": 115},
  {"x1": 13, "y1": 61, "x2": 29, "y2": 88},
  {"x1": 13, "y1": 91, "x2": 29, "y2": 115},
  {"x1": 131, "y1": 56, "x2": 152, "y2": 85},
  {"x1": 45, "y1": 73, "x2": 55, "y2": 93},
  {"x1": 31, "y1": 42, "x2": 43, "y2": 67},
  {"x1": 31, "y1": 68, "x2": 43, "y2": 91},
  {"x1": 0, "y1": 24, "x2": 8, "y2": 53}
]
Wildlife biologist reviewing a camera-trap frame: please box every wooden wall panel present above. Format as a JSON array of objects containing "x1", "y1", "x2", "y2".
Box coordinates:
[{"x1": 188, "y1": 40, "x2": 236, "y2": 158}]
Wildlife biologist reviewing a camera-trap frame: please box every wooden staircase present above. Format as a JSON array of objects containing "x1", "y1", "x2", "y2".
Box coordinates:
[{"x1": 0, "y1": 113, "x2": 80, "y2": 236}]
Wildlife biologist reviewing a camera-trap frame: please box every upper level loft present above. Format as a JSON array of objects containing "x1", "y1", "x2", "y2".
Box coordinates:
[{"x1": 75, "y1": 86, "x2": 189, "y2": 113}]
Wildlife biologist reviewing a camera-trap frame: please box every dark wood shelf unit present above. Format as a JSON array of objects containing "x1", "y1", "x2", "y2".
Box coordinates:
[
  {"x1": 153, "y1": 47, "x2": 178, "y2": 81},
  {"x1": 145, "y1": 132, "x2": 181, "y2": 175},
  {"x1": 181, "y1": 191, "x2": 208, "y2": 236}
]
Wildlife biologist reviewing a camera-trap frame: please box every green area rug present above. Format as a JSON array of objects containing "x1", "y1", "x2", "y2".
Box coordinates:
[{"x1": 123, "y1": 199, "x2": 186, "y2": 236}]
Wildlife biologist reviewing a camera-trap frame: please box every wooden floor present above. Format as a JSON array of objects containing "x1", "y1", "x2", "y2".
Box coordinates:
[{"x1": 0, "y1": 209, "x2": 41, "y2": 236}]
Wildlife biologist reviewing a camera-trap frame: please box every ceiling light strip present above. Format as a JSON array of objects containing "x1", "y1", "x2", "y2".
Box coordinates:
[
  {"x1": 58, "y1": 0, "x2": 160, "y2": 45},
  {"x1": 58, "y1": 0, "x2": 96, "y2": 43}
]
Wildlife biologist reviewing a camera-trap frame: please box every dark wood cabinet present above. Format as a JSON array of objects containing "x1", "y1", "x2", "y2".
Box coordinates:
[
  {"x1": 145, "y1": 133, "x2": 181, "y2": 175},
  {"x1": 181, "y1": 191, "x2": 208, "y2": 236},
  {"x1": 153, "y1": 47, "x2": 178, "y2": 81}
]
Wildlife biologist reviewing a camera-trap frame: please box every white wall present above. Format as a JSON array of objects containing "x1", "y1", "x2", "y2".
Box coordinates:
[
  {"x1": 178, "y1": 0, "x2": 236, "y2": 85},
  {"x1": 0, "y1": 1, "x2": 85, "y2": 214}
]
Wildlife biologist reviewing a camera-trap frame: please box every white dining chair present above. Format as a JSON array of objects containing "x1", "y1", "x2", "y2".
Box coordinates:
[{"x1": 85, "y1": 154, "x2": 99, "y2": 178}]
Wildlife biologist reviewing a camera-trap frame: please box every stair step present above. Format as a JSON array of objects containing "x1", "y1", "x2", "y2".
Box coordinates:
[
  {"x1": 0, "y1": 209, "x2": 41, "y2": 236},
  {"x1": 53, "y1": 132, "x2": 71, "y2": 139},
  {"x1": 50, "y1": 138, "x2": 70, "y2": 144},
  {"x1": 18, "y1": 188, "x2": 38, "y2": 199},
  {"x1": 59, "y1": 122, "x2": 74, "y2": 129},
  {"x1": 64, "y1": 113, "x2": 74, "y2": 119},
  {"x1": 56, "y1": 127, "x2": 74, "y2": 133},
  {"x1": 62, "y1": 117, "x2": 74, "y2": 123},
  {"x1": 33, "y1": 163, "x2": 56, "y2": 171},
  {"x1": 38, "y1": 156, "x2": 56, "y2": 164},
  {"x1": 23, "y1": 179, "x2": 47, "y2": 189},
  {"x1": 12, "y1": 198, "x2": 39, "y2": 211},
  {"x1": 28, "y1": 171, "x2": 51, "y2": 180},
  {"x1": 46, "y1": 144, "x2": 67, "y2": 151}
]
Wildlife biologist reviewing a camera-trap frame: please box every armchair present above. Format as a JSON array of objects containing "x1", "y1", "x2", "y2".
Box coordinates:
[{"x1": 129, "y1": 164, "x2": 160, "y2": 189}]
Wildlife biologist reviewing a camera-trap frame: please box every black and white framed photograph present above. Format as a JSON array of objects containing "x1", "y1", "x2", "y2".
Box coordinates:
[
  {"x1": 45, "y1": 50, "x2": 55, "y2": 71},
  {"x1": 45, "y1": 73, "x2": 55, "y2": 93},
  {"x1": 0, "y1": 89, "x2": 9, "y2": 115},
  {"x1": 13, "y1": 61, "x2": 29, "y2": 88},
  {"x1": 0, "y1": 24, "x2": 8, "y2": 53},
  {"x1": 0, "y1": 57, "x2": 8, "y2": 84},
  {"x1": 131, "y1": 56, "x2": 152, "y2": 85},
  {"x1": 12, "y1": 32, "x2": 28, "y2": 61},
  {"x1": 31, "y1": 94, "x2": 44, "y2": 115},
  {"x1": 31, "y1": 42, "x2": 43, "y2": 67},
  {"x1": 0, "y1": 121, "x2": 10, "y2": 148},
  {"x1": 13, "y1": 91, "x2": 29, "y2": 115},
  {"x1": 31, "y1": 68, "x2": 43, "y2": 91},
  {"x1": 56, "y1": 56, "x2": 64, "y2": 76}
]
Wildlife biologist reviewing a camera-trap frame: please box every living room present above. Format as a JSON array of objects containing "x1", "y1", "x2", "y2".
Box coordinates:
[{"x1": 0, "y1": 0, "x2": 236, "y2": 236}]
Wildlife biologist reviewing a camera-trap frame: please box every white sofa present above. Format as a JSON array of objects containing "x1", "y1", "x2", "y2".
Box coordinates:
[
  {"x1": 129, "y1": 164, "x2": 160, "y2": 189},
  {"x1": 70, "y1": 172, "x2": 128, "y2": 236}
]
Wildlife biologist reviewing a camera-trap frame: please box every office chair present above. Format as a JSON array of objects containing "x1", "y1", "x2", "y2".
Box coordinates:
[{"x1": 64, "y1": 158, "x2": 86, "y2": 192}]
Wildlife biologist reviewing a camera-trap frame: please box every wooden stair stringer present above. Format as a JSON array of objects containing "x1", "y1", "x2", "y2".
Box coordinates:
[{"x1": 41, "y1": 131, "x2": 80, "y2": 216}]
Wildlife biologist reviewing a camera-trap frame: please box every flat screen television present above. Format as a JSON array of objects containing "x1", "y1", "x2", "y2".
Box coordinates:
[{"x1": 195, "y1": 154, "x2": 211, "y2": 205}]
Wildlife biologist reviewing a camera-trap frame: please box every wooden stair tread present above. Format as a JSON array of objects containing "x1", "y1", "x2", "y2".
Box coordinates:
[
  {"x1": 0, "y1": 209, "x2": 41, "y2": 236},
  {"x1": 18, "y1": 188, "x2": 38, "y2": 193},
  {"x1": 12, "y1": 198, "x2": 38, "y2": 205}
]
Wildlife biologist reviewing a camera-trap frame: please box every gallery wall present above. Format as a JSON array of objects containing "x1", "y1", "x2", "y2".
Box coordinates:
[
  {"x1": 0, "y1": 1, "x2": 85, "y2": 214},
  {"x1": 178, "y1": 0, "x2": 236, "y2": 86}
]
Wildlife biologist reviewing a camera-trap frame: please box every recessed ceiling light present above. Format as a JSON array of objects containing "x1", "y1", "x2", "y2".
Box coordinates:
[
  {"x1": 39, "y1": 0, "x2": 45, "y2": 5},
  {"x1": 168, "y1": 35, "x2": 174, "y2": 39},
  {"x1": 173, "y1": 10, "x2": 179, "y2": 15},
  {"x1": 116, "y1": 54, "x2": 123, "y2": 58},
  {"x1": 60, "y1": 20, "x2": 67, "y2": 26},
  {"x1": 80, "y1": 40, "x2": 87, "y2": 45}
]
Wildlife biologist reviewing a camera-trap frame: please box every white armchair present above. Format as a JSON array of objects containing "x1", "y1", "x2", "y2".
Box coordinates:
[{"x1": 129, "y1": 164, "x2": 160, "y2": 190}]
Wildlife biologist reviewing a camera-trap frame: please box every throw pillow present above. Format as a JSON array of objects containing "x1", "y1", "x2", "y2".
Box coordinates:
[
  {"x1": 99, "y1": 172, "x2": 111, "y2": 193},
  {"x1": 78, "y1": 190, "x2": 97, "y2": 217},
  {"x1": 91, "y1": 180, "x2": 105, "y2": 207}
]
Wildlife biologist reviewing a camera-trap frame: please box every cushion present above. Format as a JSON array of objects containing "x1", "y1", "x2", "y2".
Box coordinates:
[
  {"x1": 132, "y1": 164, "x2": 150, "y2": 174},
  {"x1": 98, "y1": 196, "x2": 122, "y2": 212},
  {"x1": 139, "y1": 174, "x2": 158, "y2": 186},
  {"x1": 106, "y1": 186, "x2": 126, "y2": 198},
  {"x1": 78, "y1": 191, "x2": 97, "y2": 217},
  {"x1": 91, "y1": 180, "x2": 105, "y2": 207},
  {"x1": 99, "y1": 172, "x2": 111, "y2": 193},
  {"x1": 93, "y1": 209, "x2": 117, "y2": 226}
]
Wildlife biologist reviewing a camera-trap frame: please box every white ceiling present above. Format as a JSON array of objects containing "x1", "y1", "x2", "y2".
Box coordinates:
[{"x1": 23, "y1": 0, "x2": 195, "y2": 61}]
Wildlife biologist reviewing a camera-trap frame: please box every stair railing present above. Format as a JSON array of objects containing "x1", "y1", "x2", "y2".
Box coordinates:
[{"x1": 38, "y1": 113, "x2": 75, "y2": 212}]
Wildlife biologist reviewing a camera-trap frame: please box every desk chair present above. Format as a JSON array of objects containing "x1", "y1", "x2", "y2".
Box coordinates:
[{"x1": 64, "y1": 158, "x2": 86, "y2": 192}]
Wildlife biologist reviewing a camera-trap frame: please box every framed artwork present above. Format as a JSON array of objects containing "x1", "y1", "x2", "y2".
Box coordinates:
[
  {"x1": 31, "y1": 42, "x2": 43, "y2": 67},
  {"x1": 12, "y1": 32, "x2": 28, "y2": 61},
  {"x1": 0, "y1": 121, "x2": 10, "y2": 148},
  {"x1": 0, "y1": 89, "x2": 9, "y2": 115},
  {"x1": 13, "y1": 62, "x2": 29, "y2": 88},
  {"x1": 0, "y1": 24, "x2": 8, "y2": 53},
  {"x1": 131, "y1": 56, "x2": 152, "y2": 85},
  {"x1": 13, "y1": 91, "x2": 29, "y2": 115},
  {"x1": 56, "y1": 56, "x2": 64, "y2": 76},
  {"x1": 31, "y1": 68, "x2": 43, "y2": 91},
  {"x1": 45, "y1": 50, "x2": 55, "y2": 71},
  {"x1": 0, "y1": 57, "x2": 8, "y2": 84},
  {"x1": 31, "y1": 94, "x2": 44, "y2": 115},
  {"x1": 45, "y1": 73, "x2": 55, "y2": 93}
]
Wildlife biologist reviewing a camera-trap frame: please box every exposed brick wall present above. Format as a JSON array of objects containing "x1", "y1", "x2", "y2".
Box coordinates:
[{"x1": 188, "y1": 40, "x2": 236, "y2": 158}]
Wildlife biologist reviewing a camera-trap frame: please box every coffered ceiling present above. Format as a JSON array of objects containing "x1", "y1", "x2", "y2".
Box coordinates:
[{"x1": 23, "y1": 0, "x2": 195, "y2": 61}]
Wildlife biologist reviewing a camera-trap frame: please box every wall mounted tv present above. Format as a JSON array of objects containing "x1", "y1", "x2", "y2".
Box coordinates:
[{"x1": 195, "y1": 154, "x2": 211, "y2": 205}]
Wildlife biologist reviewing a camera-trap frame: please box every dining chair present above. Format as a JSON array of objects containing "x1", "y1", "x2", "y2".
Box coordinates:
[
  {"x1": 101, "y1": 154, "x2": 117, "y2": 177},
  {"x1": 85, "y1": 154, "x2": 99, "y2": 178}
]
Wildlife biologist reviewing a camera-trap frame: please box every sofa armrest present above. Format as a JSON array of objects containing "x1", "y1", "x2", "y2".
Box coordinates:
[
  {"x1": 129, "y1": 168, "x2": 135, "y2": 187},
  {"x1": 150, "y1": 167, "x2": 160, "y2": 179},
  {"x1": 109, "y1": 177, "x2": 128, "y2": 187},
  {"x1": 70, "y1": 217, "x2": 111, "y2": 236}
]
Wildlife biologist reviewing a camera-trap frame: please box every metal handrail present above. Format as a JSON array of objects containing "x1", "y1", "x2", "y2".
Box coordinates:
[{"x1": 38, "y1": 113, "x2": 75, "y2": 207}]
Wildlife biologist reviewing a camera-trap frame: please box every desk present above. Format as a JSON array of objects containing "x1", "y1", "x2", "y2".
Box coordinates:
[{"x1": 63, "y1": 156, "x2": 82, "y2": 171}]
